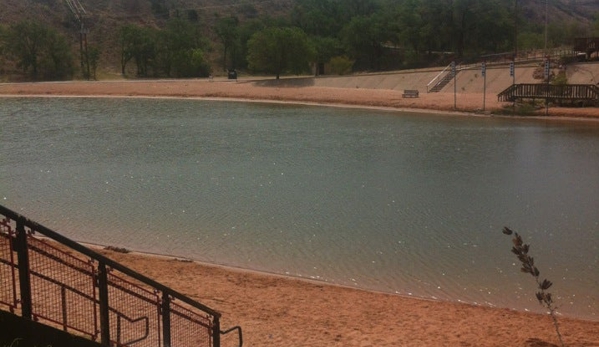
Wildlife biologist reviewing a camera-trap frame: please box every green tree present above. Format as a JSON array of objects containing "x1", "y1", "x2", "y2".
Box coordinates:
[
  {"x1": 0, "y1": 26, "x2": 6, "y2": 77},
  {"x1": 156, "y1": 17, "x2": 209, "y2": 78},
  {"x1": 593, "y1": 12, "x2": 599, "y2": 36},
  {"x1": 5, "y1": 21, "x2": 48, "y2": 79},
  {"x1": 518, "y1": 32, "x2": 544, "y2": 51},
  {"x1": 118, "y1": 24, "x2": 135, "y2": 75},
  {"x1": 0, "y1": 25, "x2": 5, "y2": 58},
  {"x1": 329, "y1": 55, "x2": 354, "y2": 75},
  {"x1": 88, "y1": 45, "x2": 100, "y2": 80},
  {"x1": 42, "y1": 27, "x2": 74, "y2": 80},
  {"x1": 395, "y1": 0, "x2": 424, "y2": 52},
  {"x1": 462, "y1": 0, "x2": 513, "y2": 55},
  {"x1": 236, "y1": 19, "x2": 267, "y2": 70},
  {"x1": 5, "y1": 21, "x2": 73, "y2": 80},
  {"x1": 419, "y1": 0, "x2": 451, "y2": 54},
  {"x1": 341, "y1": 14, "x2": 390, "y2": 70},
  {"x1": 291, "y1": 0, "x2": 344, "y2": 37},
  {"x1": 118, "y1": 24, "x2": 157, "y2": 77},
  {"x1": 247, "y1": 26, "x2": 315, "y2": 79},
  {"x1": 215, "y1": 16, "x2": 240, "y2": 71},
  {"x1": 445, "y1": 0, "x2": 514, "y2": 57},
  {"x1": 311, "y1": 35, "x2": 344, "y2": 72}
]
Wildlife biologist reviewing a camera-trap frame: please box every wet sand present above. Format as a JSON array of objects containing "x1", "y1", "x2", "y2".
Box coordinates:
[{"x1": 98, "y1": 248, "x2": 598, "y2": 347}]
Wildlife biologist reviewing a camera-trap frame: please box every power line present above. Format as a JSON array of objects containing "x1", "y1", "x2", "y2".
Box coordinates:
[
  {"x1": 65, "y1": 0, "x2": 87, "y2": 22},
  {"x1": 64, "y1": 0, "x2": 90, "y2": 79}
]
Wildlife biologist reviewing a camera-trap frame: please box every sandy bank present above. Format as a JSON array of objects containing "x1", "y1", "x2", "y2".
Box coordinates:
[
  {"x1": 96, "y1": 247, "x2": 599, "y2": 347},
  {"x1": 1, "y1": 78, "x2": 598, "y2": 120}
]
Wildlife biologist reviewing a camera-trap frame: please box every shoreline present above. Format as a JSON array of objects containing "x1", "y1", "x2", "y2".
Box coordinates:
[
  {"x1": 94, "y1": 243, "x2": 599, "y2": 347},
  {"x1": 4, "y1": 92, "x2": 599, "y2": 127},
  {"x1": 83, "y1": 239, "x2": 595, "y2": 320},
  {"x1": 1, "y1": 79, "x2": 599, "y2": 122}
]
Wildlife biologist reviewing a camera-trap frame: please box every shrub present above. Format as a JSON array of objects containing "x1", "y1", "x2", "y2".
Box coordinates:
[
  {"x1": 329, "y1": 55, "x2": 354, "y2": 75},
  {"x1": 502, "y1": 227, "x2": 565, "y2": 347},
  {"x1": 552, "y1": 71, "x2": 568, "y2": 86}
]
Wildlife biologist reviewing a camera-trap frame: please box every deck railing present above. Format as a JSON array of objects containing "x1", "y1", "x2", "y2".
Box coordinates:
[
  {"x1": 498, "y1": 84, "x2": 599, "y2": 103},
  {"x1": 0, "y1": 204, "x2": 242, "y2": 347}
]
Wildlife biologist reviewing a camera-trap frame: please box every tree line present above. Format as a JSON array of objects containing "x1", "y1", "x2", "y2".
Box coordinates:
[
  {"x1": 0, "y1": 21, "x2": 74, "y2": 81},
  {"x1": 1, "y1": 0, "x2": 599, "y2": 81}
]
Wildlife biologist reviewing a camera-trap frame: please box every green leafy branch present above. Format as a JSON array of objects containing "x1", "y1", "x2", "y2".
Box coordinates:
[{"x1": 502, "y1": 227, "x2": 565, "y2": 347}]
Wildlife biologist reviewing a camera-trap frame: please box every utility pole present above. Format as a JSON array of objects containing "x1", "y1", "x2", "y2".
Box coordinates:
[
  {"x1": 544, "y1": 0, "x2": 548, "y2": 55},
  {"x1": 66, "y1": 0, "x2": 90, "y2": 80},
  {"x1": 514, "y1": 0, "x2": 518, "y2": 59},
  {"x1": 513, "y1": 0, "x2": 518, "y2": 115}
]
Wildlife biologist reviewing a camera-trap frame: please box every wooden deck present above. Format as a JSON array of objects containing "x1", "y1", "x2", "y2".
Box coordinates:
[
  {"x1": 574, "y1": 37, "x2": 599, "y2": 56},
  {"x1": 497, "y1": 84, "x2": 599, "y2": 105}
]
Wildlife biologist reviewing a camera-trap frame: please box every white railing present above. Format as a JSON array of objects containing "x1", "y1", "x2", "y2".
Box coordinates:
[{"x1": 426, "y1": 63, "x2": 453, "y2": 93}]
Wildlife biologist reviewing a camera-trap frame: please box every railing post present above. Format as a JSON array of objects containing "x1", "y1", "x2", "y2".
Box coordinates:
[
  {"x1": 213, "y1": 315, "x2": 221, "y2": 347},
  {"x1": 98, "y1": 262, "x2": 111, "y2": 347},
  {"x1": 61, "y1": 286, "x2": 68, "y2": 331},
  {"x1": 162, "y1": 293, "x2": 172, "y2": 347},
  {"x1": 15, "y1": 217, "x2": 32, "y2": 320}
]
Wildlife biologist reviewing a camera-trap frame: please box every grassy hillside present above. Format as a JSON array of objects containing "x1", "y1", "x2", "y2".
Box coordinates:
[
  {"x1": 1, "y1": 0, "x2": 598, "y2": 79},
  {"x1": 0, "y1": 0, "x2": 295, "y2": 77}
]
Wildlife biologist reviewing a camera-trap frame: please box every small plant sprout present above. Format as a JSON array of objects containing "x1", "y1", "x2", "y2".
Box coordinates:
[{"x1": 502, "y1": 227, "x2": 565, "y2": 347}]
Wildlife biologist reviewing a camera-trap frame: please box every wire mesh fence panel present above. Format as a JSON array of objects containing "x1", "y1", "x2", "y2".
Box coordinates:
[
  {"x1": 0, "y1": 204, "x2": 233, "y2": 347},
  {"x1": 170, "y1": 300, "x2": 213, "y2": 347},
  {"x1": 0, "y1": 217, "x2": 18, "y2": 312},
  {"x1": 27, "y1": 236, "x2": 98, "y2": 339},
  {"x1": 107, "y1": 271, "x2": 161, "y2": 347}
]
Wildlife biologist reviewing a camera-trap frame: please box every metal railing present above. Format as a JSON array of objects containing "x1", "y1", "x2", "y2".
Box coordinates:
[
  {"x1": 0, "y1": 204, "x2": 242, "y2": 347},
  {"x1": 426, "y1": 63, "x2": 453, "y2": 93},
  {"x1": 481, "y1": 49, "x2": 579, "y2": 63}
]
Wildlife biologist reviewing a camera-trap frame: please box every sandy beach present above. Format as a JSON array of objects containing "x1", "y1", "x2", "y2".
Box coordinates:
[
  {"x1": 0, "y1": 77, "x2": 598, "y2": 120},
  {"x1": 96, "y1": 248, "x2": 599, "y2": 347},
  {"x1": 2, "y1": 78, "x2": 599, "y2": 346}
]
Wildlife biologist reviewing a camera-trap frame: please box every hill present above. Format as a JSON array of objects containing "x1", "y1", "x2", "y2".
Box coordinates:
[
  {"x1": 1, "y1": 0, "x2": 598, "y2": 80},
  {"x1": 0, "y1": 0, "x2": 296, "y2": 77}
]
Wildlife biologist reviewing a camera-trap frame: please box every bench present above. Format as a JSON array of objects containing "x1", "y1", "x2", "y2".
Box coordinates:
[{"x1": 402, "y1": 90, "x2": 419, "y2": 98}]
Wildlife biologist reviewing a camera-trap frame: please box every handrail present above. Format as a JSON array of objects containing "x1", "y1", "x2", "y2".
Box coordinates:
[
  {"x1": 426, "y1": 63, "x2": 452, "y2": 92},
  {"x1": 0, "y1": 204, "x2": 243, "y2": 347},
  {"x1": 497, "y1": 84, "x2": 518, "y2": 101},
  {"x1": 113, "y1": 311, "x2": 149, "y2": 346},
  {"x1": 221, "y1": 326, "x2": 244, "y2": 347},
  {"x1": 498, "y1": 83, "x2": 599, "y2": 102},
  {"x1": 0, "y1": 205, "x2": 221, "y2": 318},
  {"x1": 481, "y1": 49, "x2": 577, "y2": 63}
]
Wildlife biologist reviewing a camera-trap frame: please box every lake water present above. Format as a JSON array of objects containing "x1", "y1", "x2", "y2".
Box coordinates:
[{"x1": 1, "y1": 97, "x2": 598, "y2": 320}]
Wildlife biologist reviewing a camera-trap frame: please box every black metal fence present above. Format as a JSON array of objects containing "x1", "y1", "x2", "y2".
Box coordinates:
[{"x1": 0, "y1": 204, "x2": 242, "y2": 347}]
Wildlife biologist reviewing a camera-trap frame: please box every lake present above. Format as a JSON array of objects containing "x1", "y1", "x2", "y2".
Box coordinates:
[{"x1": 1, "y1": 97, "x2": 598, "y2": 320}]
